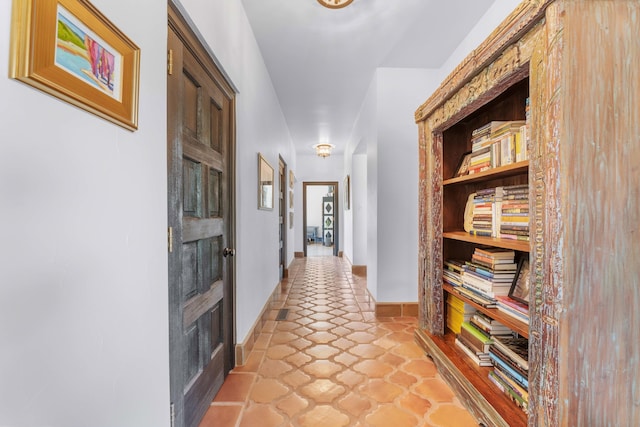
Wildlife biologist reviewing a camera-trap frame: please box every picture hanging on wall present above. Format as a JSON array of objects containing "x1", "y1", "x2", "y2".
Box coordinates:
[
  {"x1": 258, "y1": 153, "x2": 274, "y2": 210},
  {"x1": 343, "y1": 175, "x2": 350, "y2": 210},
  {"x1": 9, "y1": 0, "x2": 140, "y2": 130}
]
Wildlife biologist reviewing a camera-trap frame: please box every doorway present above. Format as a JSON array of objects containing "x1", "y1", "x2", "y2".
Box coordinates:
[
  {"x1": 303, "y1": 182, "x2": 339, "y2": 257},
  {"x1": 167, "y1": 4, "x2": 236, "y2": 427}
]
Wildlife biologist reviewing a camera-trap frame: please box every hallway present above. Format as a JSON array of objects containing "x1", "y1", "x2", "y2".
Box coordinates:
[{"x1": 198, "y1": 256, "x2": 476, "y2": 426}]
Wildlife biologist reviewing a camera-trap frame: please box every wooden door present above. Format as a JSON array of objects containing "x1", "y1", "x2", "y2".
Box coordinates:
[
  {"x1": 278, "y1": 158, "x2": 286, "y2": 279},
  {"x1": 168, "y1": 6, "x2": 235, "y2": 427}
]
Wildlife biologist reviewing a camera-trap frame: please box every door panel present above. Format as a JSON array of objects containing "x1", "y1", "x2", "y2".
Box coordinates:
[{"x1": 168, "y1": 7, "x2": 235, "y2": 427}]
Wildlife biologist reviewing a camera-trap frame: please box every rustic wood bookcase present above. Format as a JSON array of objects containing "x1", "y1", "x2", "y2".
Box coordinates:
[{"x1": 414, "y1": 1, "x2": 640, "y2": 426}]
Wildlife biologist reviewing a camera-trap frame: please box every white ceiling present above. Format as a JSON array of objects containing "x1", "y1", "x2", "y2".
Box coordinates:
[{"x1": 240, "y1": 0, "x2": 497, "y2": 156}]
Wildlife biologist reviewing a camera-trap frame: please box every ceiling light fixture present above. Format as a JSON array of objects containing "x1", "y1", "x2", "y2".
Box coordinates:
[
  {"x1": 317, "y1": 0, "x2": 354, "y2": 9},
  {"x1": 313, "y1": 143, "x2": 335, "y2": 158}
]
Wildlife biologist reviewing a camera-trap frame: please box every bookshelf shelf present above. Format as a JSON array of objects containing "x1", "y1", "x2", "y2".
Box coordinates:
[
  {"x1": 415, "y1": 329, "x2": 527, "y2": 427},
  {"x1": 415, "y1": 3, "x2": 538, "y2": 425},
  {"x1": 443, "y1": 283, "x2": 528, "y2": 337},
  {"x1": 442, "y1": 231, "x2": 530, "y2": 253},
  {"x1": 443, "y1": 161, "x2": 529, "y2": 186}
]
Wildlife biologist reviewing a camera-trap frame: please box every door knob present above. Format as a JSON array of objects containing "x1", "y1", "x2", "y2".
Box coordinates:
[{"x1": 223, "y1": 247, "x2": 236, "y2": 257}]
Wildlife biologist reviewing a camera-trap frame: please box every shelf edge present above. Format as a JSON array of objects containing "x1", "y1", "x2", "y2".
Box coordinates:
[{"x1": 414, "y1": 329, "x2": 514, "y2": 427}]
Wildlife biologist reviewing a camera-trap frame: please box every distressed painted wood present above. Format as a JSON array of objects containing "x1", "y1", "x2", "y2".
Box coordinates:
[
  {"x1": 416, "y1": 1, "x2": 640, "y2": 425},
  {"x1": 168, "y1": 3, "x2": 237, "y2": 427},
  {"x1": 415, "y1": 0, "x2": 551, "y2": 124},
  {"x1": 538, "y1": 1, "x2": 640, "y2": 426}
]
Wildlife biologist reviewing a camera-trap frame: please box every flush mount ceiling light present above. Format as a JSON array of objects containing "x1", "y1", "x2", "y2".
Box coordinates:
[
  {"x1": 317, "y1": 0, "x2": 354, "y2": 9},
  {"x1": 313, "y1": 143, "x2": 335, "y2": 158}
]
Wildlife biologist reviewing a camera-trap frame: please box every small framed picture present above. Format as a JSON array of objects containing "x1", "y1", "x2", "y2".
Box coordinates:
[
  {"x1": 10, "y1": 0, "x2": 140, "y2": 130},
  {"x1": 454, "y1": 151, "x2": 472, "y2": 178},
  {"x1": 509, "y1": 256, "x2": 530, "y2": 306}
]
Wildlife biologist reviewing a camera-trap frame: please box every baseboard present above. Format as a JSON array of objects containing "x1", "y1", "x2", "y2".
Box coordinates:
[
  {"x1": 375, "y1": 302, "x2": 419, "y2": 318},
  {"x1": 352, "y1": 265, "x2": 367, "y2": 277},
  {"x1": 294, "y1": 251, "x2": 304, "y2": 258},
  {"x1": 235, "y1": 281, "x2": 284, "y2": 366}
]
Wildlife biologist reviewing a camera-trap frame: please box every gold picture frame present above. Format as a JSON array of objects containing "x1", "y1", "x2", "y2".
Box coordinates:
[
  {"x1": 9, "y1": 0, "x2": 140, "y2": 131},
  {"x1": 343, "y1": 175, "x2": 350, "y2": 210},
  {"x1": 289, "y1": 170, "x2": 295, "y2": 189},
  {"x1": 258, "y1": 153, "x2": 274, "y2": 210}
]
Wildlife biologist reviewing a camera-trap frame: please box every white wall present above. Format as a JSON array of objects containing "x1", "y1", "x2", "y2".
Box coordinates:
[
  {"x1": 0, "y1": 1, "x2": 169, "y2": 426},
  {"x1": 351, "y1": 154, "x2": 368, "y2": 266},
  {"x1": 1, "y1": 0, "x2": 298, "y2": 424},
  {"x1": 306, "y1": 185, "x2": 327, "y2": 230},
  {"x1": 375, "y1": 68, "x2": 441, "y2": 302},
  {"x1": 342, "y1": 1, "x2": 522, "y2": 303},
  {"x1": 345, "y1": 74, "x2": 378, "y2": 297},
  {"x1": 438, "y1": 0, "x2": 522, "y2": 82},
  {"x1": 176, "y1": 0, "x2": 296, "y2": 343}
]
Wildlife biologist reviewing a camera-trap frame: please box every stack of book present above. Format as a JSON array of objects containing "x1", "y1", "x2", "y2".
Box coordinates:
[
  {"x1": 461, "y1": 248, "x2": 518, "y2": 300},
  {"x1": 443, "y1": 259, "x2": 465, "y2": 287},
  {"x1": 500, "y1": 184, "x2": 530, "y2": 241},
  {"x1": 446, "y1": 293, "x2": 475, "y2": 334},
  {"x1": 495, "y1": 295, "x2": 530, "y2": 324},
  {"x1": 488, "y1": 335, "x2": 529, "y2": 413},
  {"x1": 489, "y1": 121, "x2": 526, "y2": 166},
  {"x1": 468, "y1": 121, "x2": 527, "y2": 174},
  {"x1": 455, "y1": 320, "x2": 493, "y2": 367},
  {"x1": 524, "y1": 97, "x2": 531, "y2": 156},
  {"x1": 469, "y1": 188, "x2": 497, "y2": 237},
  {"x1": 471, "y1": 121, "x2": 507, "y2": 152},
  {"x1": 469, "y1": 311, "x2": 513, "y2": 337}
]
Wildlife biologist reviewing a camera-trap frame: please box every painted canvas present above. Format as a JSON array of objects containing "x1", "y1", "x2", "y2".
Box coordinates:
[{"x1": 55, "y1": 5, "x2": 122, "y2": 100}]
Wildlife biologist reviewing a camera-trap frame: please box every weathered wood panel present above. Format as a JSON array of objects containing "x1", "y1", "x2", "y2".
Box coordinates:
[
  {"x1": 529, "y1": 3, "x2": 563, "y2": 425},
  {"x1": 560, "y1": 1, "x2": 640, "y2": 425}
]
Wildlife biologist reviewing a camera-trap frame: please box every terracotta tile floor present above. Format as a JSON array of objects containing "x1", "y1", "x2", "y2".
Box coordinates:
[{"x1": 200, "y1": 257, "x2": 477, "y2": 427}]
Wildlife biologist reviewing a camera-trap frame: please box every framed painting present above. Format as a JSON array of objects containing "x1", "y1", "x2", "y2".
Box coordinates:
[
  {"x1": 509, "y1": 257, "x2": 530, "y2": 306},
  {"x1": 258, "y1": 153, "x2": 274, "y2": 210},
  {"x1": 9, "y1": 0, "x2": 140, "y2": 130},
  {"x1": 343, "y1": 175, "x2": 350, "y2": 210},
  {"x1": 289, "y1": 170, "x2": 295, "y2": 189}
]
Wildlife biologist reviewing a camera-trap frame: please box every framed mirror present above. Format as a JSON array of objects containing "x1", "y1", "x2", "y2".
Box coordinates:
[
  {"x1": 509, "y1": 256, "x2": 530, "y2": 306},
  {"x1": 258, "y1": 153, "x2": 274, "y2": 210}
]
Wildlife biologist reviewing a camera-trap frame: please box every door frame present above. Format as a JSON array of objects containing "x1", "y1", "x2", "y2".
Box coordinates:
[
  {"x1": 168, "y1": 2, "x2": 237, "y2": 426},
  {"x1": 302, "y1": 181, "x2": 339, "y2": 257},
  {"x1": 278, "y1": 156, "x2": 288, "y2": 278}
]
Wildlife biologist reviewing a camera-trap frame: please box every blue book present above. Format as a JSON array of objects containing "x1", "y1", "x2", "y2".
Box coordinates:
[{"x1": 489, "y1": 352, "x2": 529, "y2": 389}]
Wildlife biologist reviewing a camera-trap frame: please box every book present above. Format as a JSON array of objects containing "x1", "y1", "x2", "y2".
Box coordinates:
[
  {"x1": 471, "y1": 257, "x2": 518, "y2": 271},
  {"x1": 490, "y1": 345, "x2": 528, "y2": 379},
  {"x1": 470, "y1": 312, "x2": 513, "y2": 336},
  {"x1": 492, "y1": 335, "x2": 529, "y2": 370},
  {"x1": 460, "y1": 321, "x2": 492, "y2": 353},
  {"x1": 493, "y1": 367, "x2": 529, "y2": 402},
  {"x1": 488, "y1": 371, "x2": 529, "y2": 413},
  {"x1": 474, "y1": 247, "x2": 516, "y2": 259},
  {"x1": 489, "y1": 351, "x2": 529, "y2": 389},
  {"x1": 455, "y1": 338, "x2": 493, "y2": 367},
  {"x1": 454, "y1": 286, "x2": 498, "y2": 308}
]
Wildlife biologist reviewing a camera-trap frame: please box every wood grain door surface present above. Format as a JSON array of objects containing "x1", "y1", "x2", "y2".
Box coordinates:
[{"x1": 168, "y1": 7, "x2": 235, "y2": 427}]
